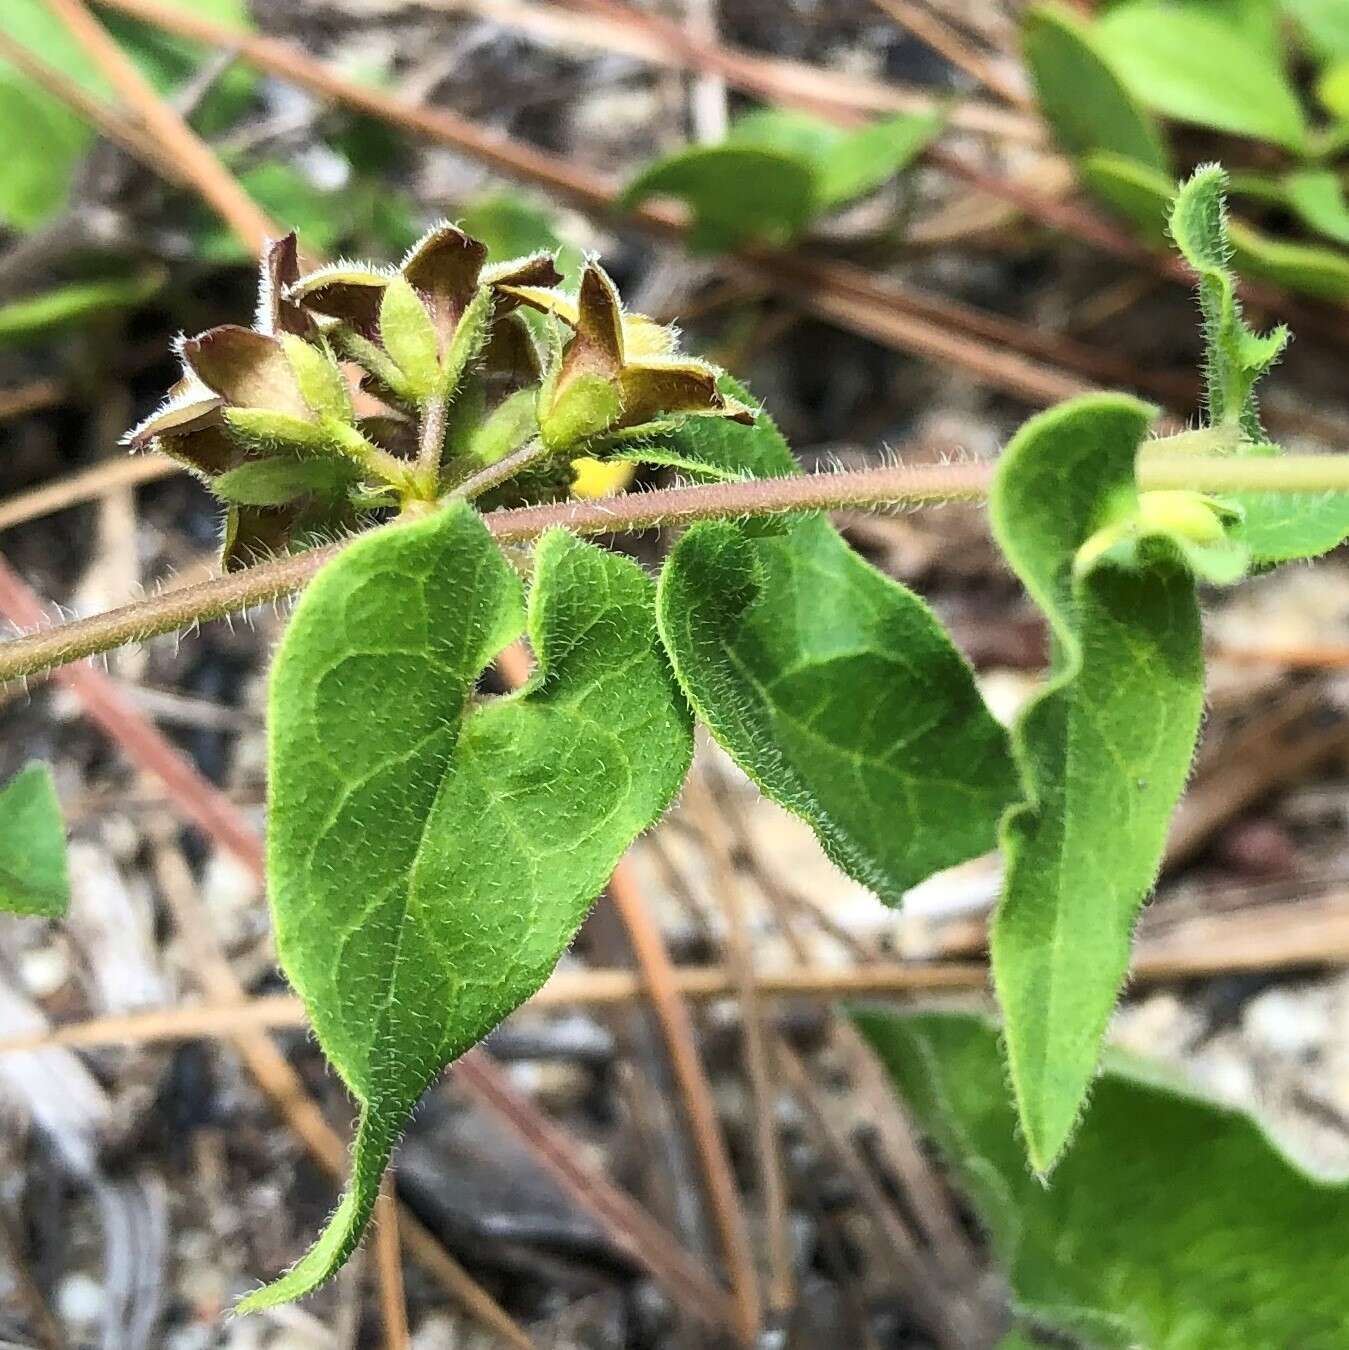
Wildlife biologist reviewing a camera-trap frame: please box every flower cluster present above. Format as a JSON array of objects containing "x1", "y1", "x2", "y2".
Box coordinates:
[{"x1": 126, "y1": 226, "x2": 751, "y2": 570}]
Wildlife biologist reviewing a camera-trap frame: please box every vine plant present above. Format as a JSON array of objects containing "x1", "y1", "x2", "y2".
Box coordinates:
[{"x1": 6, "y1": 166, "x2": 1349, "y2": 1311}]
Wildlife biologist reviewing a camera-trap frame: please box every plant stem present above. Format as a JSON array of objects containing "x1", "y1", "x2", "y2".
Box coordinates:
[
  {"x1": 415, "y1": 392, "x2": 449, "y2": 491},
  {"x1": 6, "y1": 453, "x2": 1349, "y2": 683},
  {"x1": 445, "y1": 437, "x2": 552, "y2": 503}
]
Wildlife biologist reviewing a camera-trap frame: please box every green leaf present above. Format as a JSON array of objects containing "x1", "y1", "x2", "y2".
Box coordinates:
[
  {"x1": 0, "y1": 272, "x2": 162, "y2": 347},
  {"x1": 1096, "y1": 1, "x2": 1307, "y2": 151},
  {"x1": 655, "y1": 385, "x2": 1018, "y2": 905},
  {"x1": 248, "y1": 503, "x2": 691, "y2": 1309},
  {"x1": 622, "y1": 145, "x2": 817, "y2": 253},
  {"x1": 378, "y1": 276, "x2": 440, "y2": 401},
  {"x1": 0, "y1": 762, "x2": 68, "y2": 918},
  {"x1": 1022, "y1": 3, "x2": 1169, "y2": 172},
  {"x1": 1285, "y1": 0, "x2": 1349, "y2": 58},
  {"x1": 213, "y1": 456, "x2": 357, "y2": 507},
  {"x1": 1230, "y1": 488, "x2": 1349, "y2": 563},
  {"x1": 0, "y1": 0, "x2": 253, "y2": 232},
  {"x1": 729, "y1": 106, "x2": 944, "y2": 209},
  {"x1": 1282, "y1": 169, "x2": 1349, "y2": 248},
  {"x1": 1169, "y1": 165, "x2": 1288, "y2": 440},
  {"x1": 464, "y1": 386, "x2": 538, "y2": 467},
  {"x1": 989, "y1": 394, "x2": 1205, "y2": 1174},
  {"x1": 855, "y1": 1009, "x2": 1349, "y2": 1350}
]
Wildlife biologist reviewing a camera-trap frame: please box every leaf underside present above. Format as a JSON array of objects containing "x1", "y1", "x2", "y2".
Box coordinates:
[
  {"x1": 856, "y1": 1009, "x2": 1349, "y2": 1350},
  {"x1": 988, "y1": 394, "x2": 1205, "y2": 1174},
  {"x1": 0, "y1": 762, "x2": 68, "y2": 918},
  {"x1": 248, "y1": 503, "x2": 691, "y2": 1309},
  {"x1": 654, "y1": 383, "x2": 1019, "y2": 906}
]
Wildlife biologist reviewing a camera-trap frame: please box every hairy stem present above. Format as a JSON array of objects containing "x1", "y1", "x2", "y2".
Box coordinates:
[
  {"x1": 4, "y1": 453, "x2": 1349, "y2": 682},
  {"x1": 415, "y1": 392, "x2": 449, "y2": 491},
  {"x1": 447, "y1": 438, "x2": 552, "y2": 503}
]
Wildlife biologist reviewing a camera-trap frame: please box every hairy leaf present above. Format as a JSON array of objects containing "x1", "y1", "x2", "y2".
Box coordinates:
[
  {"x1": 0, "y1": 762, "x2": 68, "y2": 918},
  {"x1": 855, "y1": 1009, "x2": 1349, "y2": 1350},
  {"x1": 655, "y1": 385, "x2": 1018, "y2": 905},
  {"x1": 989, "y1": 394, "x2": 1204, "y2": 1173},
  {"x1": 213, "y1": 456, "x2": 358, "y2": 507},
  {"x1": 249, "y1": 504, "x2": 692, "y2": 1309},
  {"x1": 1022, "y1": 3, "x2": 1169, "y2": 171},
  {"x1": 1097, "y1": 1, "x2": 1307, "y2": 151},
  {"x1": 1169, "y1": 165, "x2": 1289, "y2": 439}
]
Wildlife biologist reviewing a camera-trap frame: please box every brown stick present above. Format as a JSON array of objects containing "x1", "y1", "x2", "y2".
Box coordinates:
[{"x1": 44, "y1": 0, "x2": 278, "y2": 251}]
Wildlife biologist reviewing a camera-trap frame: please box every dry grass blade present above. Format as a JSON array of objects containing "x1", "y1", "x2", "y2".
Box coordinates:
[
  {"x1": 548, "y1": 0, "x2": 1040, "y2": 138},
  {"x1": 0, "y1": 379, "x2": 69, "y2": 421},
  {"x1": 44, "y1": 0, "x2": 277, "y2": 252},
  {"x1": 373, "y1": 1179, "x2": 409, "y2": 1350},
  {"x1": 0, "y1": 454, "x2": 179, "y2": 534},
  {"x1": 870, "y1": 0, "x2": 1031, "y2": 108},
  {"x1": 453, "y1": 1048, "x2": 740, "y2": 1332},
  {"x1": 681, "y1": 773, "x2": 794, "y2": 1315},
  {"x1": 0, "y1": 28, "x2": 177, "y2": 180}
]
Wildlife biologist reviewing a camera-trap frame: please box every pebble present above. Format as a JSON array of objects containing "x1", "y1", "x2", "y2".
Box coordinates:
[{"x1": 56, "y1": 1270, "x2": 105, "y2": 1326}]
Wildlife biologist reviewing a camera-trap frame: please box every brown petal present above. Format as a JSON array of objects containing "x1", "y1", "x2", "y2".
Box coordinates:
[
  {"x1": 221, "y1": 504, "x2": 303, "y2": 573},
  {"x1": 569, "y1": 263, "x2": 625, "y2": 374},
  {"x1": 402, "y1": 223, "x2": 488, "y2": 342},
  {"x1": 123, "y1": 379, "x2": 224, "y2": 449},
  {"x1": 484, "y1": 252, "x2": 564, "y2": 311},
  {"x1": 160, "y1": 424, "x2": 247, "y2": 482},
  {"x1": 480, "y1": 312, "x2": 542, "y2": 394},
  {"x1": 258, "y1": 233, "x2": 315, "y2": 338},
  {"x1": 181, "y1": 326, "x2": 311, "y2": 418},
  {"x1": 618, "y1": 359, "x2": 722, "y2": 427},
  {"x1": 287, "y1": 265, "x2": 393, "y2": 338}
]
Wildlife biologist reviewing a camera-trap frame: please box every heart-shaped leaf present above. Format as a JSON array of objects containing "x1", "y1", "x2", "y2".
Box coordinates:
[
  {"x1": 654, "y1": 382, "x2": 1018, "y2": 905},
  {"x1": 245, "y1": 503, "x2": 692, "y2": 1309},
  {"x1": 856, "y1": 1009, "x2": 1349, "y2": 1350}
]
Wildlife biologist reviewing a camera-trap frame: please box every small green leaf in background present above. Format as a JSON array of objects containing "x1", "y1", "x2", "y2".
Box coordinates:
[
  {"x1": 622, "y1": 106, "x2": 943, "y2": 252},
  {"x1": 1022, "y1": 3, "x2": 1169, "y2": 172},
  {"x1": 250, "y1": 503, "x2": 692, "y2": 1308},
  {"x1": 655, "y1": 381, "x2": 1019, "y2": 905},
  {"x1": 989, "y1": 394, "x2": 1205, "y2": 1174},
  {"x1": 1168, "y1": 164, "x2": 1288, "y2": 440},
  {"x1": 729, "y1": 106, "x2": 944, "y2": 210},
  {"x1": 1285, "y1": 0, "x2": 1349, "y2": 59},
  {"x1": 855, "y1": 1009, "x2": 1349, "y2": 1350},
  {"x1": 0, "y1": 271, "x2": 162, "y2": 347},
  {"x1": 1096, "y1": 1, "x2": 1307, "y2": 152},
  {"x1": 1282, "y1": 169, "x2": 1349, "y2": 248},
  {"x1": 623, "y1": 143, "x2": 817, "y2": 252},
  {"x1": 0, "y1": 762, "x2": 69, "y2": 918}
]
